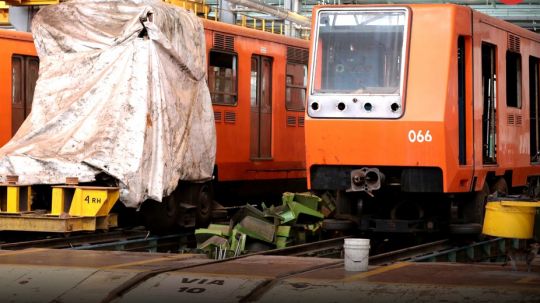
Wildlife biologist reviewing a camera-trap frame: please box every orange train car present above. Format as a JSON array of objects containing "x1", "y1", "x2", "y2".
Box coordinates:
[
  {"x1": 0, "y1": 30, "x2": 38, "y2": 145},
  {"x1": 0, "y1": 19, "x2": 309, "y2": 230},
  {"x1": 305, "y1": 4, "x2": 540, "y2": 233},
  {"x1": 202, "y1": 19, "x2": 308, "y2": 204}
]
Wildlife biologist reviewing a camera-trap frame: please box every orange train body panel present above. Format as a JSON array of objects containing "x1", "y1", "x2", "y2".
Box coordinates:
[
  {"x1": 0, "y1": 20, "x2": 308, "y2": 185},
  {"x1": 305, "y1": 4, "x2": 540, "y2": 196},
  {"x1": 203, "y1": 19, "x2": 308, "y2": 182},
  {"x1": 0, "y1": 30, "x2": 36, "y2": 147}
]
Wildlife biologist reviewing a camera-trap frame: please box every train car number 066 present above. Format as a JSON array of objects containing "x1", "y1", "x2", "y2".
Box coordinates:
[{"x1": 408, "y1": 130, "x2": 432, "y2": 143}]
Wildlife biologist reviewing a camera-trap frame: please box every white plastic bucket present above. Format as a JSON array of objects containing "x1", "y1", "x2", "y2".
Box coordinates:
[{"x1": 344, "y1": 238, "x2": 370, "y2": 272}]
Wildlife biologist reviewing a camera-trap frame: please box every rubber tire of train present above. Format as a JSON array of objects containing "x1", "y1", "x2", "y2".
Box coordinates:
[
  {"x1": 490, "y1": 177, "x2": 509, "y2": 197},
  {"x1": 194, "y1": 182, "x2": 214, "y2": 227},
  {"x1": 140, "y1": 195, "x2": 179, "y2": 235},
  {"x1": 458, "y1": 183, "x2": 489, "y2": 234}
]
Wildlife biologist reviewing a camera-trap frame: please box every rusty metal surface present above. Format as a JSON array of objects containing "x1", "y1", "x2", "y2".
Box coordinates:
[
  {"x1": 184, "y1": 255, "x2": 338, "y2": 277},
  {"x1": 0, "y1": 249, "x2": 206, "y2": 270},
  {"x1": 364, "y1": 262, "x2": 540, "y2": 288},
  {"x1": 0, "y1": 249, "x2": 538, "y2": 302}
]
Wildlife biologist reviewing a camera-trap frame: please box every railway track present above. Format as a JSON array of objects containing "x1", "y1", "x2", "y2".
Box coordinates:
[
  {"x1": 98, "y1": 237, "x2": 454, "y2": 303},
  {"x1": 0, "y1": 228, "x2": 194, "y2": 252},
  {"x1": 1, "y1": 231, "x2": 513, "y2": 303}
]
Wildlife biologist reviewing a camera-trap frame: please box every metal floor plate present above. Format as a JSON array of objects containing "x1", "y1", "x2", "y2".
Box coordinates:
[{"x1": 0, "y1": 249, "x2": 538, "y2": 303}]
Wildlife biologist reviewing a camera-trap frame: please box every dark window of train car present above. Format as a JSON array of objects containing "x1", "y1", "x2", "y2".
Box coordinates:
[
  {"x1": 530, "y1": 56, "x2": 540, "y2": 163},
  {"x1": 12, "y1": 55, "x2": 39, "y2": 136},
  {"x1": 506, "y1": 51, "x2": 522, "y2": 108},
  {"x1": 208, "y1": 50, "x2": 237, "y2": 105},
  {"x1": 482, "y1": 43, "x2": 497, "y2": 164},
  {"x1": 285, "y1": 63, "x2": 307, "y2": 111}
]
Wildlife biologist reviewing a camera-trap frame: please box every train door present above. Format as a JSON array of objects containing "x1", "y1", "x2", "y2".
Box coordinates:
[
  {"x1": 12, "y1": 55, "x2": 39, "y2": 136},
  {"x1": 250, "y1": 55, "x2": 273, "y2": 159},
  {"x1": 530, "y1": 56, "x2": 540, "y2": 163},
  {"x1": 481, "y1": 43, "x2": 497, "y2": 164}
]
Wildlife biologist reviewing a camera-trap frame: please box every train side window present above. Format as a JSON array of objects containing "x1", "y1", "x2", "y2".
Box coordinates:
[
  {"x1": 506, "y1": 51, "x2": 522, "y2": 108},
  {"x1": 25, "y1": 57, "x2": 40, "y2": 112},
  {"x1": 285, "y1": 63, "x2": 307, "y2": 111},
  {"x1": 530, "y1": 56, "x2": 540, "y2": 163},
  {"x1": 208, "y1": 50, "x2": 237, "y2": 106},
  {"x1": 482, "y1": 43, "x2": 497, "y2": 164},
  {"x1": 11, "y1": 55, "x2": 39, "y2": 135},
  {"x1": 457, "y1": 36, "x2": 466, "y2": 165},
  {"x1": 12, "y1": 56, "x2": 23, "y2": 106}
]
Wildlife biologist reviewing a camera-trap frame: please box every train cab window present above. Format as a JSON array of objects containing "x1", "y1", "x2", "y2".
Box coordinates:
[
  {"x1": 12, "y1": 55, "x2": 39, "y2": 136},
  {"x1": 530, "y1": 56, "x2": 540, "y2": 163},
  {"x1": 309, "y1": 8, "x2": 408, "y2": 119},
  {"x1": 285, "y1": 63, "x2": 307, "y2": 111},
  {"x1": 506, "y1": 51, "x2": 522, "y2": 108},
  {"x1": 208, "y1": 50, "x2": 237, "y2": 105}
]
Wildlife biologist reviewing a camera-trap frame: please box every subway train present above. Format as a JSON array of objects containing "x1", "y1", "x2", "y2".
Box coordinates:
[
  {"x1": 0, "y1": 18, "x2": 309, "y2": 232},
  {"x1": 305, "y1": 4, "x2": 540, "y2": 234}
]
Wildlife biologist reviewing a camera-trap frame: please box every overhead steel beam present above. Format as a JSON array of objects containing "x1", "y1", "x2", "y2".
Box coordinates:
[
  {"x1": 225, "y1": 0, "x2": 311, "y2": 27},
  {"x1": 4, "y1": 0, "x2": 58, "y2": 5}
]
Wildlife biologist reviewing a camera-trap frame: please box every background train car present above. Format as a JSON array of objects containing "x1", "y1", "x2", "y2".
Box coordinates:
[
  {"x1": 0, "y1": 30, "x2": 38, "y2": 147},
  {"x1": 202, "y1": 19, "x2": 308, "y2": 204},
  {"x1": 0, "y1": 20, "x2": 309, "y2": 232},
  {"x1": 305, "y1": 4, "x2": 540, "y2": 234}
]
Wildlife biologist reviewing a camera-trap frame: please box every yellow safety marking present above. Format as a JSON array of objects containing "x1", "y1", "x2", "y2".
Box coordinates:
[
  {"x1": 6, "y1": 186, "x2": 19, "y2": 213},
  {"x1": 517, "y1": 275, "x2": 539, "y2": 284},
  {"x1": 0, "y1": 248, "x2": 49, "y2": 257},
  {"x1": 100, "y1": 254, "x2": 198, "y2": 270},
  {"x1": 342, "y1": 262, "x2": 412, "y2": 282}
]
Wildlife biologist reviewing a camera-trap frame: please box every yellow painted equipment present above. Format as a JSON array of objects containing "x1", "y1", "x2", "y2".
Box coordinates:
[
  {"x1": 0, "y1": 184, "x2": 31, "y2": 213},
  {"x1": 482, "y1": 200, "x2": 540, "y2": 239},
  {"x1": 0, "y1": 213, "x2": 118, "y2": 232},
  {"x1": 51, "y1": 185, "x2": 119, "y2": 217},
  {"x1": 4, "y1": 0, "x2": 59, "y2": 5},
  {"x1": 0, "y1": 1, "x2": 8, "y2": 25},
  {"x1": 0, "y1": 182, "x2": 120, "y2": 232}
]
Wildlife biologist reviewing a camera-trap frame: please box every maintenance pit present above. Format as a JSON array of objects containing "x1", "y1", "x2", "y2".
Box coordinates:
[{"x1": 0, "y1": 248, "x2": 538, "y2": 303}]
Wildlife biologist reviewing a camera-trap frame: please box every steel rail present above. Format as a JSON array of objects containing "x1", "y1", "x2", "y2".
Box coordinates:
[
  {"x1": 0, "y1": 229, "x2": 148, "y2": 250},
  {"x1": 369, "y1": 238, "x2": 451, "y2": 265}
]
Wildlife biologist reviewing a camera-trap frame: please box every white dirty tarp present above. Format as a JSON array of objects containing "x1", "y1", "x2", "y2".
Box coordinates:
[{"x1": 0, "y1": 0, "x2": 216, "y2": 208}]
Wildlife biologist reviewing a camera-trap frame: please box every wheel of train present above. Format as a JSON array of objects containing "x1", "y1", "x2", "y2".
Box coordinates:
[{"x1": 140, "y1": 181, "x2": 214, "y2": 234}]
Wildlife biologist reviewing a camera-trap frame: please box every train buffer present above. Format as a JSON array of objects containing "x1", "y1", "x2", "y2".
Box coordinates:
[{"x1": 0, "y1": 176, "x2": 119, "y2": 233}]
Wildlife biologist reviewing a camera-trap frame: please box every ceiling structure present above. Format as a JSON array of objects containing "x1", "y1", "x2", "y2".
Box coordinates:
[
  {"x1": 1, "y1": 0, "x2": 539, "y2": 35},
  {"x1": 217, "y1": 0, "x2": 540, "y2": 36}
]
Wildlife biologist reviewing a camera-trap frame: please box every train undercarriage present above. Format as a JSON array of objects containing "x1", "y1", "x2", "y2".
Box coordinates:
[{"x1": 313, "y1": 166, "x2": 538, "y2": 235}]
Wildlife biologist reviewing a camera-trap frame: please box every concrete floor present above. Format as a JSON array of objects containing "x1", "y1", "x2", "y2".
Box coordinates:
[{"x1": 0, "y1": 248, "x2": 538, "y2": 303}]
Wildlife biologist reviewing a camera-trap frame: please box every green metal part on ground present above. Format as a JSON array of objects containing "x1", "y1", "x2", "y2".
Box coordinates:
[{"x1": 195, "y1": 192, "x2": 333, "y2": 258}]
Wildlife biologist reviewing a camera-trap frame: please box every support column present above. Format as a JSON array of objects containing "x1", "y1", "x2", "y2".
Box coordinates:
[{"x1": 219, "y1": 0, "x2": 236, "y2": 24}]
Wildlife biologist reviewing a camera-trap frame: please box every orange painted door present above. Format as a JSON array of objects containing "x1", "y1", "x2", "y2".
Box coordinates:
[{"x1": 250, "y1": 55, "x2": 273, "y2": 159}]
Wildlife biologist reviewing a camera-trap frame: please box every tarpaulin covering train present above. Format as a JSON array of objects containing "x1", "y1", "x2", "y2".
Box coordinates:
[{"x1": 0, "y1": 0, "x2": 216, "y2": 208}]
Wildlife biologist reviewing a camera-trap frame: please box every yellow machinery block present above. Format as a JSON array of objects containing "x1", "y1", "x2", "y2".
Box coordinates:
[
  {"x1": 0, "y1": 213, "x2": 118, "y2": 232},
  {"x1": 4, "y1": 0, "x2": 58, "y2": 5},
  {"x1": 0, "y1": 185, "x2": 31, "y2": 214},
  {"x1": 483, "y1": 200, "x2": 540, "y2": 239},
  {"x1": 51, "y1": 186, "x2": 119, "y2": 217},
  {"x1": 51, "y1": 187, "x2": 65, "y2": 216},
  {"x1": 0, "y1": 2, "x2": 9, "y2": 26}
]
